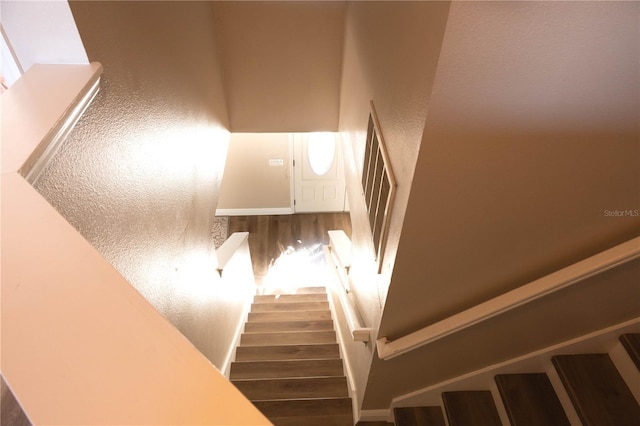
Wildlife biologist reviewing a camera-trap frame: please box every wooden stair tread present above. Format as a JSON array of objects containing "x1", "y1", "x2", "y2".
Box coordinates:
[
  {"x1": 245, "y1": 319, "x2": 334, "y2": 333},
  {"x1": 255, "y1": 294, "x2": 328, "y2": 303},
  {"x1": 442, "y1": 391, "x2": 501, "y2": 426},
  {"x1": 620, "y1": 333, "x2": 640, "y2": 371},
  {"x1": 241, "y1": 330, "x2": 336, "y2": 346},
  {"x1": 552, "y1": 354, "x2": 640, "y2": 426},
  {"x1": 230, "y1": 359, "x2": 344, "y2": 379},
  {"x1": 253, "y1": 397, "x2": 352, "y2": 417},
  {"x1": 251, "y1": 301, "x2": 330, "y2": 312},
  {"x1": 249, "y1": 310, "x2": 332, "y2": 322},
  {"x1": 235, "y1": 343, "x2": 341, "y2": 361},
  {"x1": 236, "y1": 285, "x2": 352, "y2": 425},
  {"x1": 259, "y1": 286, "x2": 327, "y2": 295},
  {"x1": 495, "y1": 373, "x2": 570, "y2": 426},
  {"x1": 394, "y1": 406, "x2": 446, "y2": 426},
  {"x1": 232, "y1": 376, "x2": 349, "y2": 400}
]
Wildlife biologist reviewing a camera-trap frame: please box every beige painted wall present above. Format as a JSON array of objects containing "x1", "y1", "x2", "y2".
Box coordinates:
[
  {"x1": 213, "y1": 1, "x2": 345, "y2": 132},
  {"x1": 362, "y1": 1, "x2": 640, "y2": 409},
  {"x1": 217, "y1": 133, "x2": 292, "y2": 212},
  {"x1": 32, "y1": 1, "x2": 240, "y2": 368},
  {"x1": 337, "y1": 0, "x2": 452, "y2": 411},
  {"x1": 1, "y1": 64, "x2": 267, "y2": 425}
]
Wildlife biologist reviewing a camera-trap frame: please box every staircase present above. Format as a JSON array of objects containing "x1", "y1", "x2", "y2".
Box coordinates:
[
  {"x1": 393, "y1": 333, "x2": 640, "y2": 426},
  {"x1": 230, "y1": 286, "x2": 354, "y2": 426}
]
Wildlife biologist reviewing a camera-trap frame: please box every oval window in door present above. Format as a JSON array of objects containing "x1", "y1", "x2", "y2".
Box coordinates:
[{"x1": 307, "y1": 132, "x2": 336, "y2": 176}]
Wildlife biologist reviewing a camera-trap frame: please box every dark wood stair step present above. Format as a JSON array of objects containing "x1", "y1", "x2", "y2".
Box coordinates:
[
  {"x1": 620, "y1": 333, "x2": 640, "y2": 371},
  {"x1": 233, "y1": 376, "x2": 349, "y2": 400},
  {"x1": 251, "y1": 301, "x2": 330, "y2": 312},
  {"x1": 495, "y1": 373, "x2": 569, "y2": 426},
  {"x1": 230, "y1": 359, "x2": 344, "y2": 379},
  {"x1": 253, "y1": 397, "x2": 352, "y2": 418},
  {"x1": 255, "y1": 294, "x2": 328, "y2": 303},
  {"x1": 248, "y1": 310, "x2": 332, "y2": 322},
  {"x1": 552, "y1": 353, "x2": 640, "y2": 426},
  {"x1": 394, "y1": 406, "x2": 446, "y2": 426},
  {"x1": 1, "y1": 377, "x2": 31, "y2": 426},
  {"x1": 235, "y1": 343, "x2": 340, "y2": 361},
  {"x1": 241, "y1": 330, "x2": 336, "y2": 346},
  {"x1": 245, "y1": 319, "x2": 334, "y2": 333},
  {"x1": 442, "y1": 391, "x2": 502, "y2": 426}
]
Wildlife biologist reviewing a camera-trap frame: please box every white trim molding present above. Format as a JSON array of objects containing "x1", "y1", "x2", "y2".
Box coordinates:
[
  {"x1": 377, "y1": 237, "x2": 640, "y2": 360},
  {"x1": 216, "y1": 232, "x2": 250, "y2": 276},
  {"x1": 391, "y1": 317, "x2": 640, "y2": 417},
  {"x1": 215, "y1": 207, "x2": 293, "y2": 216}
]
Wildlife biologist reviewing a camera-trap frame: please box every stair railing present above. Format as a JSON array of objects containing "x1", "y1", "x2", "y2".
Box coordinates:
[
  {"x1": 327, "y1": 230, "x2": 373, "y2": 342},
  {"x1": 376, "y1": 237, "x2": 640, "y2": 360},
  {"x1": 216, "y1": 231, "x2": 250, "y2": 277}
]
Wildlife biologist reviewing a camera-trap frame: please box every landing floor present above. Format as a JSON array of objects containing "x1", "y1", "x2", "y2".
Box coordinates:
[{"x1": 228, "y1": 213, "x2": 352, "y2": 286}]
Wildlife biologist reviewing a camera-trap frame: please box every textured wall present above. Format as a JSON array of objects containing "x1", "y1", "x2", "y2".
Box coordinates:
[
  {"x1": 337, "y1": 0, "x2": 452, "y2": 410},
  {"x1": 32, "y1": 1, "x2": 244, "y2": 368}
]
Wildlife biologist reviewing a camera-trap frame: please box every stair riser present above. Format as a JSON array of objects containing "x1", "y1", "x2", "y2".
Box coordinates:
[
  {"x1": 251, "y1": 302, "x2": 330, "y2": 312},
  {"x1": 235, "y1": 344, "x2": 341, "y2": 361},
  {"x1": 260, "y1": 287, "x2": 326, "y2": 295},
  {"x1": 233, "y1": 377, "x2": 349, "y2": 400},
  {"x1": 230, "y1": 359, "x2": 344, "y2": 379},
  {"x1": 245, "y1": 320, "x2": 334, "y2": 333},
  {"x1": 249, "y1": 311, "x2": 332, "y2": 322},
  {"x1": 241, "y1": 331, "x2": 336, "y2": 346}
]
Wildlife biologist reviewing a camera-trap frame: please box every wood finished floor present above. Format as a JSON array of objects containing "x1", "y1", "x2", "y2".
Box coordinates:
[
  {"x1": 1, "y1": 376, "x2": 31, "y2": 426},
  {"x1": 228, "y1": 213, "x2": 352, "y2": 285}
]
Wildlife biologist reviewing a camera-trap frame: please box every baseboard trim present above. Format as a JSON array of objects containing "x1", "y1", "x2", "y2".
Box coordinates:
[
  {"x1": 219, "y1": 298, "x2": 252, "y2": 379},
  {"x1": 215, "y1": 207, "x2": 293, "y2": 216}
]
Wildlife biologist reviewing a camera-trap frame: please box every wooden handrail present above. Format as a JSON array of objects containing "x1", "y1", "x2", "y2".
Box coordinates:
[
  {"x1": 216, "y1": 232, "x2": 250, "y2": 277},
  {"x1": 326, "y1": 231, "x2": 372, "y2": 342},
  {"x1": 376, "y1": 237, "x2": 640, "y2": 360}
]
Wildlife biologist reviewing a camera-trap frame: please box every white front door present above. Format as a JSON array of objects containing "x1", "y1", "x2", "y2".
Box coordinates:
[{"x1": 293, "y1": 133, "x2": 346, "y2": 213}]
